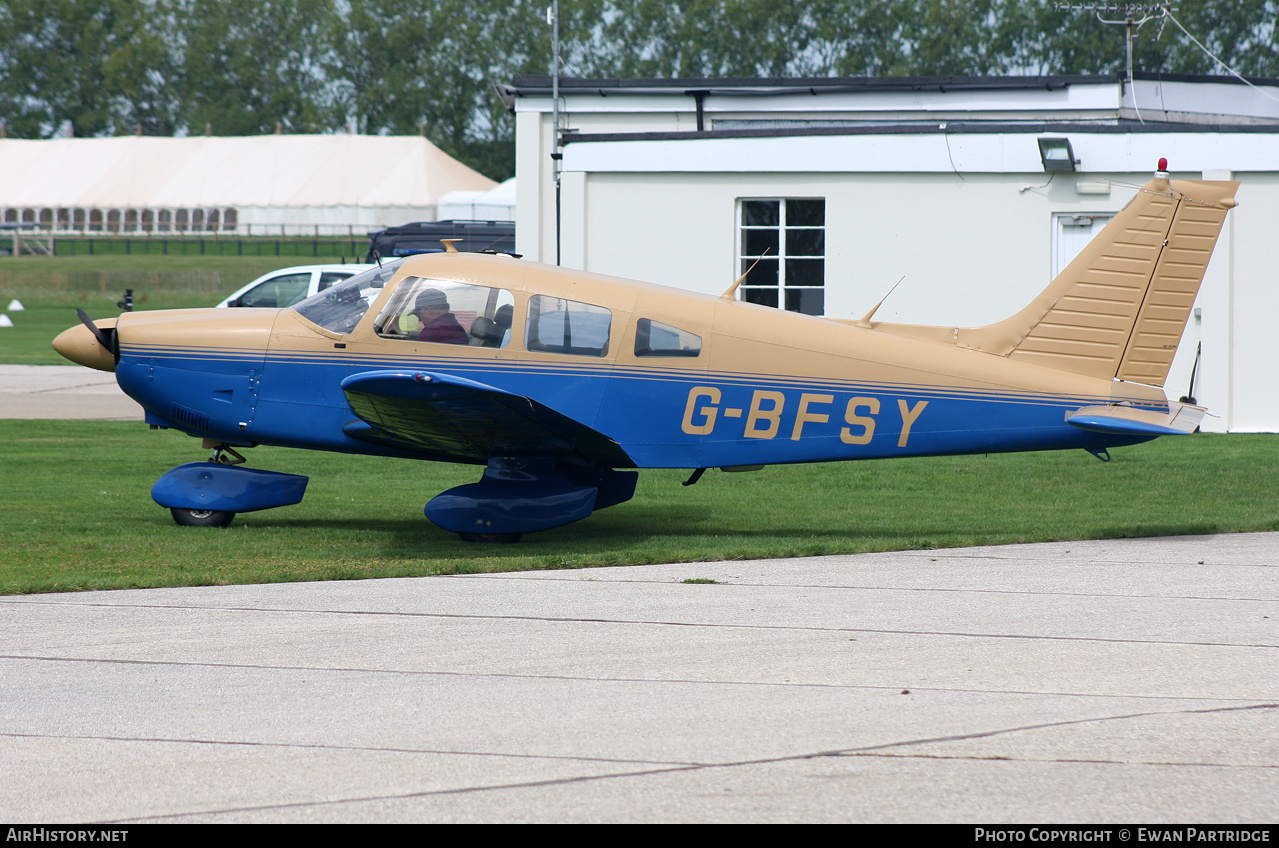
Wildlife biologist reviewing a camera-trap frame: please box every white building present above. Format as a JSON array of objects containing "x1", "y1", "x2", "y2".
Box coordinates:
[
  {"x1": 0, "y1": 134, "x2": 496, "y2": 237},
  {"x1": 499, "y1": 73, "x2": 1279, "y2": 432}
]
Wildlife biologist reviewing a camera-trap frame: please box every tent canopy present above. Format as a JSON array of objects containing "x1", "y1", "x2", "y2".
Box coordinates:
[{"x1": 0, "y1": 134, "x2": 496, "y2": 212}]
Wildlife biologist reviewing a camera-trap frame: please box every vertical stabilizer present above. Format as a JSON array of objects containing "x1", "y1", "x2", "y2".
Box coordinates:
[
  {"x1": 868, "y1": 173, "x2": 1238, "y2": 388},
  {"x1": 976, "y1": 174, "x2": 1237, "y2": 385}
]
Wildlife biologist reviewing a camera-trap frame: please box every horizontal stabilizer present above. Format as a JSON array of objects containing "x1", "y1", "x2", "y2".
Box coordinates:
[{"x1": 1066, "y1": 403, "x2": 1205, "y2": 437}]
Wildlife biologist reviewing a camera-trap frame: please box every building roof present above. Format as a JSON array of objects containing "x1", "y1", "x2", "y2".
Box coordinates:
[
  {"x1": 502, "y1": 73, "x2": 1107, "y2": 99},
  {"x1": 501, "y1": 73, "x2": 1279, "y2": 132},
  {"x1": 502, "y1": 72, "x2": 1279, "y2": 98},
  {"x1": 0, "y1": 134, "x2": 496, "y2": 210}
]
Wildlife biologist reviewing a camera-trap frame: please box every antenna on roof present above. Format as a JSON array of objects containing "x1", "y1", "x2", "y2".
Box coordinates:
[
  {"x1": 1056, "y1": 4, "x2": 1170, "y2": 124},
  {"x1": 856, "y1": 277, "x2": 906, "y2": 329},
  {"x1": 722, "y1": 248, "x2": 771, "y2": 300}
]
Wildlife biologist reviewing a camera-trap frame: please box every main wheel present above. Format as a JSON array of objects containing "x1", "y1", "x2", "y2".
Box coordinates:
[
  {"x1": 458, "y1": 532, "x2": 523, "y2": 544},
  {"x1": 170, "y1": 508, "x2": 235, "y2": 528}
]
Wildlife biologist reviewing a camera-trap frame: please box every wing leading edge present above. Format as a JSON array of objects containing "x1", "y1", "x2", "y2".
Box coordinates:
[{"x1": 340, "y1": 370, "x2": 634, "y2": 467}]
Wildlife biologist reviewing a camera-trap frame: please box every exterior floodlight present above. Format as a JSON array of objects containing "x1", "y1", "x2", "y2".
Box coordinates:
[{"x1": 1038, "y1": 138, "x2": 1078, "y2": 172}]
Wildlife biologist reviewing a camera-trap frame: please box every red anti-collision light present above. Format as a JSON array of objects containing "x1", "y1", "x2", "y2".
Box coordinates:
[{"x1": 1158, "y1": 157, "x2": 1168, "y2": 171}]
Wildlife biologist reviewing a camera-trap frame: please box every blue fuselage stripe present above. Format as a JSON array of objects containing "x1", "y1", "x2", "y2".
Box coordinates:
[{"x1": 117, "y1": 346, "x2": 1153, "y2": 467}]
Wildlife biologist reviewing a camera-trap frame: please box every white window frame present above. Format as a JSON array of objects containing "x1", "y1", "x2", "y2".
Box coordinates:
[{"x1": 736, "y1": 197, "x2": 826, "y2": 316}]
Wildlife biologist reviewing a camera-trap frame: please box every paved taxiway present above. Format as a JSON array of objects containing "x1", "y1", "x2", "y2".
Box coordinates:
[
  {"x1": 4, "y1": 538, "x2": 1277, "y2": 823},
  {"x1": 2, "y1": 366, "x2": 1277, "y2": 822},
  {"x1": 0, "y1": 364, "x2": 142, "y2": 420}
]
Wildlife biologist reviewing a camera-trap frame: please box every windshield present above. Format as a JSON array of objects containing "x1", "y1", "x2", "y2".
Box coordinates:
[{"x1": 293, "y1": 259, "x2": 404, "y2": 334}]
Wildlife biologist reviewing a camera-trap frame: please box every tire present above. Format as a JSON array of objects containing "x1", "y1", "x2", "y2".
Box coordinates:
[
  {"x1": 170, "y1": 508, "x2": 235, "y2": 528},
  {"x1": 458, "y1": 532, "x2": 523, "y2": 544}
]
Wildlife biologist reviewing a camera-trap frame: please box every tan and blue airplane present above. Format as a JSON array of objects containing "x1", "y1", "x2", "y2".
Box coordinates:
[{"x1": 54, "y1": 162, "x2": 1238, "y2": 541}]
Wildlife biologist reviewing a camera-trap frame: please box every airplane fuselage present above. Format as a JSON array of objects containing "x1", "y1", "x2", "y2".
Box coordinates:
[{"x1": 103, "y1": 254, "x2": 1156, "y2": 469}]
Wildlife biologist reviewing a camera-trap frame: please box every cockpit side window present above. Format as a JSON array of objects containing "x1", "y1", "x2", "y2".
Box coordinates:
[
  {"x1": 375, "y1": 276, "x2": 516, "y2": 348},
  {"x1": 634, "y1": 318, "x2": 701, "y2": 357},
  {"x1": 294, "y1": 259, "x2": 403, "y2": 334},
  {"x1": 525, "y1": 295, "x2": 611, "y2": 357}
]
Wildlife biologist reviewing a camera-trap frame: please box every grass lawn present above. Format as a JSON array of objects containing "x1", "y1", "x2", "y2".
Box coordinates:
[
  {"x1": 4, "y1": 420, "x2": 1277, "y2": 594},
  {"x1": 4, "y1": 253, "x2": 1276, "y2": 594}
]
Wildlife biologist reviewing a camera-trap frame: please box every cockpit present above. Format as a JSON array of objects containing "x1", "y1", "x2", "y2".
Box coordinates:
[
  {"x1": 375, "y1": 275, "x2": 517, "y2": 347},
  {"x1": 291, "y1": 257, "x2": 702, "y2": 360}
]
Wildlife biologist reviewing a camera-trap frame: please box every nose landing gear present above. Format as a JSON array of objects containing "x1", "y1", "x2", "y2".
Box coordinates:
[
  {"x1": 170, "y1": 507, "x2": 236, "y2": 527},
  {"x1": 151, "y1": 443, "x2": 309, "y2": 528}
]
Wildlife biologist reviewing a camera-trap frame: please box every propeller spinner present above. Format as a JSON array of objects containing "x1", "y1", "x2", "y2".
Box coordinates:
[{"x1": 53, "y1": 311, "x2": 118, "y2": 372}]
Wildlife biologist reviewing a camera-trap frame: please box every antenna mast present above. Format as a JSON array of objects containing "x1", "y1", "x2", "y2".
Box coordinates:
[
  {"x1": 549, "y1": 1, "x2": 563, "y2": 265},
  {"x1": 1056, "y1": 4, "x2": 1171, "y2": 123}
]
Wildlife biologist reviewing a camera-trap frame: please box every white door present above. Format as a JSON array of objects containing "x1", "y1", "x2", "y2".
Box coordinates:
[{"x1": 1053, "y1": 213, "x2": 1112, "y2": 279}]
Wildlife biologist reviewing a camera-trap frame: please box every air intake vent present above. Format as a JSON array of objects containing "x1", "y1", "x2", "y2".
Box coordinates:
[{"x1": 170, "y1": 404, "x2": 211, "y2": 432}]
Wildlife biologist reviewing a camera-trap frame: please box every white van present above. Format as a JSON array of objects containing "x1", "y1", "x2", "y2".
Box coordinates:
[{"x1": 216, "y1": 263, "x2": 374, "y2": 308}]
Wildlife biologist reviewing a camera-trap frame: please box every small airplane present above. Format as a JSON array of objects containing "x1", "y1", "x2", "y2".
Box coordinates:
[{"x1": 54, "y1": 162, "x2": 1238, "y2": 542}]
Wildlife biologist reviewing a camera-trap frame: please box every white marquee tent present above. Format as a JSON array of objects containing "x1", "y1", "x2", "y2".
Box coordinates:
[
  {"x1": 0, "y1": 134, "x2": 496, "y2": 236},
  {"x1": 436, "y1": 178, "x2": 516, "y2": 221}
]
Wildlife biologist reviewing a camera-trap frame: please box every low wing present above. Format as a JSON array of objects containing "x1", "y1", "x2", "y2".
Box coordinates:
[{"x1": 340, "y1": 370, "x2": 634, "y2": 467}]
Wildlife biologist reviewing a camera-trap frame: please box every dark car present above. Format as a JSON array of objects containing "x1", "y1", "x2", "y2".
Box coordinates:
[{"x1": 365, "y1": 219, "x2": 515, "y2": 262}]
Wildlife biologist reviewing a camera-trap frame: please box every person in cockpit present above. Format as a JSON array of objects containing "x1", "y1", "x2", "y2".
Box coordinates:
[{"x1": 415, "y1": 288, "x2": 468, "y2": 344}]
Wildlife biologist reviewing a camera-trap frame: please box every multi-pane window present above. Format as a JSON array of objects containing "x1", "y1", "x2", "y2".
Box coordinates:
[{"x1": 738, "y1": 198, "x2": 825, "y2": 316}]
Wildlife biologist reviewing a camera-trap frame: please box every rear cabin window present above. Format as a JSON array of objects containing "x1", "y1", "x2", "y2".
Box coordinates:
[
  {"x1": 525, "y1": 296, "x2": 611, "y2": 356},
  {"x1": 375, "y1": 276, "x2": 515, "y2": 347},
  {"x1": 634, "y1": 318, "x2": 701, "y2": 357}
]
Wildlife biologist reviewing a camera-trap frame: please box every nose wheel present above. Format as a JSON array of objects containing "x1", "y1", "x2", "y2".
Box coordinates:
[
  {"x1": 458, "y1": 532, "x2": 523, "y2": 544},
  {"x1": 170, "y1": 507, "x2": 235, "y2": 527}
]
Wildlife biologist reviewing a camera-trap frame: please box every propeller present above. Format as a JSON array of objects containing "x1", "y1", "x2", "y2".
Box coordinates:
[{"x1": 76, "y1": 308, "x2": 113, "y2": 350}]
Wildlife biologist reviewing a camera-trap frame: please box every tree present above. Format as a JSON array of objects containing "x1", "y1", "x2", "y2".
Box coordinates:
[
  {"x1": 1, "y1": 0, "x2": 1275, "y2": 175},
  {"x1": 0, "y1": 0, "x2": 178, "y2": 137},
  {"x1": 324, "y1": 0, "x2": 602, "y2": 179},
  {"x1": 995, "y1": 1, "x2": 1279, "y2": 77},
  {"x1": 581, "y1": 1, "x2": 1279, "y2": 80},
  {"x1": 171, "y1": 0, "x2": 333, "y2": 135}
]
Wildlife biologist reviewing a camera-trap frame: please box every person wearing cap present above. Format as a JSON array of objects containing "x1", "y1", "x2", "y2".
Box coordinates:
[{"x1": 415, "y1": 288, "x2": 468, "y2": 344}]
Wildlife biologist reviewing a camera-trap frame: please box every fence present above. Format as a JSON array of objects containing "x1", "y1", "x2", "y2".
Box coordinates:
[{"x1": 50, "y1": 235, "x2": 368, "y2": 260}]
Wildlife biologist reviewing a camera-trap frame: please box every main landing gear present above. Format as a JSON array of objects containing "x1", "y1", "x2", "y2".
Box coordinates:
[{"x1": 425, "y1": 458, "x2": 638, "y2": 543}]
